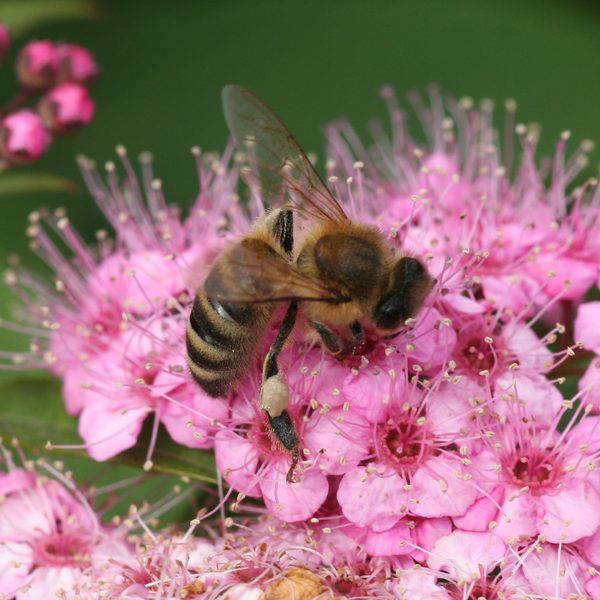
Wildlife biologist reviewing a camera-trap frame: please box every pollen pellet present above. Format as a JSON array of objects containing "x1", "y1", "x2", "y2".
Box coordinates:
[
  {"x1": 260, "y1": 374, "x2": 289, "y2": 418},
  {"x1": 262, "y1": 567, "x2": 326, "y2": 600}
]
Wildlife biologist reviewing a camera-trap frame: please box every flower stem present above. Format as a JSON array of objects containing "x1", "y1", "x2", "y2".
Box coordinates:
[{"x1": 0, "y1": 88, "x2": 36, "y2": 118}]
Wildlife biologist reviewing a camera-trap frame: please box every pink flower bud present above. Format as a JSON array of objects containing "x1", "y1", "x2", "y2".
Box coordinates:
[
  {"x1": 0, "y1": 24, "x2": 10, "y2": 63},
  {"x1": 57, "y1": 43, "x2": 99, "y2": 85},
  {"x1": 0, "y1": 109, "x2": 51, "y2": 164},
  {"x1": 38, "y1": 82, "x2": 95, "y2": 134},
  {"x1": 16, "y1": 40, "x2": 60, "y2": 89}
]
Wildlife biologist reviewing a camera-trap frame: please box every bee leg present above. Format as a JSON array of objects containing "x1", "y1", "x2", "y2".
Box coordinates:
[
  {"x1": 263, "y1": 301, "x2": 299, "y2": 380},
  {"x1": 260, "y1": 301, "x2": 301, "y2": 483},
  {"x1": 350, "y1": 320, "x2": 364, "y2": 343},
  {"x1": 309, "y1": 320, "x2": 342, "y2": 355},
  {"x1": 268, "y1": 412, "x2": 300, "y2": 483}
]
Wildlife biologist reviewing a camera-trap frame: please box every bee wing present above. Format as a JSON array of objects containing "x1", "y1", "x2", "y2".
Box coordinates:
[
  {"x1": 205, "y1": 243, "x2": 349, "y2": 304},
  {"x1": 222, "y1": 85, "x2": 348, "y2": 223}
]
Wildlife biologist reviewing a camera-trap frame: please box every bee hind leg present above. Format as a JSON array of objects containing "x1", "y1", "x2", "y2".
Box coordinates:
[
  {"x1": 260, "y1": 301, "x2": 301, "y2": 483},
  {"x1": 267, "y1": 412, "x2": 300, "y2": 483}
]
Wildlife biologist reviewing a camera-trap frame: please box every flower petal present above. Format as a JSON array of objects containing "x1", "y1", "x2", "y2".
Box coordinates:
[
  {"x1": 428, "y1": 531, "x2": 505, "y2": 581},
  {"x1": 410, "y1": 456, "x2": 478, "y2": 518},
  {"x1": 79, "y1": 400, "x2": 150, "y2": 460},
  {"x1": 259, "y1": 457, "x2": 328, "y2": 522},
  {"x1": 538, "y1": 481, "x2": 600, "y2": 543},
  {"x1": 214, "y1": 430, "x2": 261, "y2": 497},
  {"x1": 338, "y1": 464, "x2": 407, "y2": 531},
  {"x1": 576, "y1": 302, "x2": 600, "y2": 354},
  {"x1": 303, "y1": 408, "x2": 370, "y2": 476}
]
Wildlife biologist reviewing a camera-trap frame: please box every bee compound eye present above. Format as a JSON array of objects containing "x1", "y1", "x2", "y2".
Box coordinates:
[{"x1": 374, "y1": 292, "x2": 408, "y2": 331}]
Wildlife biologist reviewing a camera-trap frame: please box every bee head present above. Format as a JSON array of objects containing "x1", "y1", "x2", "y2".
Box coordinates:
[{"x1": 373, "y1": 257, "x2": 433, "y2": 332}]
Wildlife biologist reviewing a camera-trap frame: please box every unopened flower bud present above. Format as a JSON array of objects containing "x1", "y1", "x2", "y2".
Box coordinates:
[
  {"x1": 57, "y1": 43, "x2": 99, "y2": 84},
  {"x1": 0, "y1": 110, "x2": 51, "y2": 164},
  {"x1": 0, "y1": 24, "x2": 10, "y2": 63},
  {"x1": 38, "y1": 82, "x2": 95, "y2": 134},
  {"x1": 16, "y1": 40, "x2": 60, "y2": 89}
]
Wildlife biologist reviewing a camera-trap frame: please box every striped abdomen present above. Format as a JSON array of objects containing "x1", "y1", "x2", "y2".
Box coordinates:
[
  {"x1": 187, "y1": 234, "x2": 292, "y2": 397},
  {"x1": 186, "y1": 288, "x2": 274, "y2": 398}
]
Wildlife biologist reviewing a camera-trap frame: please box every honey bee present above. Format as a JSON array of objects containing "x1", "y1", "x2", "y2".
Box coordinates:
[{"x1": 186, "y1": 85, "x2": 434, "y2": 482}]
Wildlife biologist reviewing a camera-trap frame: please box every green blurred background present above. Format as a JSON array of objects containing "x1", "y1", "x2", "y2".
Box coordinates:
[{"x1": 0, "y1": 0, "x2": 599, "y2": 504}]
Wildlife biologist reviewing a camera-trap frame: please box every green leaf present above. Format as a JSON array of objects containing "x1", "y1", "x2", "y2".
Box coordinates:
[
  {"x1": 1, "y1": 0, "x2": 100, "y2": 38},
  {"x1": 0, "y1": 376, "x2": 217, "y2": 484},
  {"x1": 0, "y1": 172, "x2": 78, "y2": 197}
]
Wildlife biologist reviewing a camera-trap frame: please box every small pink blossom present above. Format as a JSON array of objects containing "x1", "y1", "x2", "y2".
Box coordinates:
[
  {"x1": 214, "y1": 392, "x2": 329, "y2": 521},
  {"x1": 57, "y1": 43, "x2": 99, "y2": 84},
  {"x1": 71, "y1": 318, "x2": 227, "y2": 460},
  {"x1": 39, "y1": 82, "x2": 95, "y2": 133},
  {"x1": 0, "y1": 109, "x2": 51, "y2": 164},
  {"x1": 15, "y1": 40, "x2": 60, "y2": 89},
  {"x1": 392, "y1": 568, "x2": 451, "y2": 600},
  {"x1": 469, "y1": 407, "x2": 600, "y2": 544},
  {"x1": 302, "y1": 406, "x2": 371, "y2": 476},
  {"x1": 0, "y1": 465, "x2": 131, "y2": 598}
]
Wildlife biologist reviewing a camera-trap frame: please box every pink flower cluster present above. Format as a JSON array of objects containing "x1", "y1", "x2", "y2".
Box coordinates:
[
  {"x1": 0, "y1": 448, "x2": 131, "y2": 597},
  {"x1": 0, "y1": 24, "x2": 97, "y2": 168},
  {"x1": 4, "y1": 147, "x2": 242, "y2": 466},
  {"x1": 4, "y1": 88, "x2": 600, "y2": 597},
  {"x1": 2, "y1": 444, "x2": 599, "y2": 599}
]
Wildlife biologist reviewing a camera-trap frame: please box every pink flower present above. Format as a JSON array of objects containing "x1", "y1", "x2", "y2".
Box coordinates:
[
  {"x1": 0, "y1": 465, "x2": 132, "y2": 598},
  {"x1": 39, "y1": 82, "x2": 95, "y2": 133},
  {"x1": 3, "y1": 148, "x2": 241, "y2": 466},
  {"x1": 0, "y1": 109, "x2": 51, "y2": 164},
  {"x1": 467, "y1": 409, "x2": 600, "y2": 544},
  {"x1": 15, "y1": 40, "x2": 60, "y2": 89},
  {"x1": 0, "y1": 35, "x2": 99, "y2": 169},
  {"x1": 214, "y1": 390, "x2": 329, "y2": 521},
  {"x1": 57, "y1": 43, "x2": 99, "y2": 84},
  {"x1": 71, "y1": 316, "x2": 227, "y2": 460},
  {"x1": 577, "y1": 305, "x2": 600, "y2": 411},
  {"x1": 335, "y1": 372, "x2": 482, "y2": 531}
]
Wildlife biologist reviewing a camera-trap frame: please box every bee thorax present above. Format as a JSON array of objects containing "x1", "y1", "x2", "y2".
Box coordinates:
[{"x1": 260, "y1": 373, "x2": 290, "y2": 418}]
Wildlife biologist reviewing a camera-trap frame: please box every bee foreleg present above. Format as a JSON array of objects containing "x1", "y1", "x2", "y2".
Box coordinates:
[
  {"x1": 309, "y1": 320, "x2": 342, "y2": 355},
  {"x1": 260, "y1": 300, "x2": 301, "y2": 483},
  {"x1": 350, "y1": 320, "x2": 364, "y2": 343}
]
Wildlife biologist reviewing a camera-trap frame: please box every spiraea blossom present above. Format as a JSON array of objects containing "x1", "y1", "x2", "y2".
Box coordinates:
[
  {"x1": 0, "y1": 26, "x2": 98, "y2": 169},
  {"x1": 3, "y1": 86, "x2": 600, "y2": 597},
  {"x1": 0, "y1": 447, "x2": 133, "y2": 598}
]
